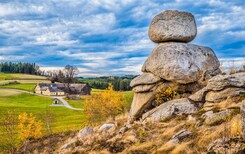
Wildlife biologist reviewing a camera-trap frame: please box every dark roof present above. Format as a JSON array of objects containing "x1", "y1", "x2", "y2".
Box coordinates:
[{"x1": 38, "y1": 83, "x2": 89, "y2": 92}]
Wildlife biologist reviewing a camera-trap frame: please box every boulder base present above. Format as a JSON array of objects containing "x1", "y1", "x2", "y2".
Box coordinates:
[{"x1": 142, "y1": 43, "x2": 220, "y2": 84}]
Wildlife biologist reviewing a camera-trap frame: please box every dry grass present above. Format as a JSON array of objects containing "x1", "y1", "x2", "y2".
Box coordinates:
[{"x1": 0, "y1": 89, "x2": 23, "y2": 97}]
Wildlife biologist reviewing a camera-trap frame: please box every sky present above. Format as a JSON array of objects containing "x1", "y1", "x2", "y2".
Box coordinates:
[{"x1": 0, "y1": 0, "x2": 245, "y2": 76}]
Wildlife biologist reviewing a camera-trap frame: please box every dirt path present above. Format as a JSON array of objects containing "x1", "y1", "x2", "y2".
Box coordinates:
[{"x1": 0, "y1": 88, "x2": 82, "y2": 111}]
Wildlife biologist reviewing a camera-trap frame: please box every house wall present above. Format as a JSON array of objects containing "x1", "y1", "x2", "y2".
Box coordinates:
[
  {"x1": 34, "y1": 85, "x2": 42, "y2": 94},
  {"x1": 81, "y1": 85, "x2": 91, "y2": 95},
  {"x1": 57, "y1": 92, "x2": 65, "y2": 96},
  {"x1": 42, "y1": 90, "x2": 51, "y2": 96}
]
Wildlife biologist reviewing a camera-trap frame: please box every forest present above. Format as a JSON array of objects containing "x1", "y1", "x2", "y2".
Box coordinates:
[
  {"x1": 0, "y1": 62, "x2": 41, "y2": 75},
  {"x1": 79, "y1": 75, "x2": 135, "y2": 91}
]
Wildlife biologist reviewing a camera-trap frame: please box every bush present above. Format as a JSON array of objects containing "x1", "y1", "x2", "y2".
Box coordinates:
[
  {"x1": 155, "y1": 87, "x2": 177, "y2": 105},
  {"x1": 18, "y1": 112, "x2": 43, "y2": 141},
  {"x1": 83, "y1": 83, "x2": 126, "y2": 124}
]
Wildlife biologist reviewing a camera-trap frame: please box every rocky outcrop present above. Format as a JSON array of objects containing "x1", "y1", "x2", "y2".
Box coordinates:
[
  {"x1": 189, "y1": 73, "x2": 245, "y2": 106},
  {"x1": 142, "y1": 98, "x2": 198, "y2": 122},
  {"x1": 148, "y1": 10, "x2": 197, "y2": 43},
  {"x1": 142, "y1": 43, "x2": 220, "y2": 84},
  {"x1": 129, "y1": 10, "x2": 221, "y2": 123}
]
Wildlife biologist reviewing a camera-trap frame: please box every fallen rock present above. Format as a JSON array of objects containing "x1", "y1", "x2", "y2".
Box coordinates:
[
  {"x1": 142, "y1": 42, "x2": 220, "y2": 84},
  {"x1": 205, "y1": 87, "x2": 245, "y2": 103},
  {"x1": 204, "y1": 110, "x2": 234, "y2": 126},
  {"x1": 148, "y1": 10, "x2": 197, "y2": 43},
  {"x1": 142, "y1": 98, "x2": 198, "y2": 122},
  {"x1": 130, "y1": 73, "x2": 161, "y2": 87},
  {"x1": 60, "y1": 138, "x2": 78, "y2": 149},
  {"x1": 168, "y1": 129, "x2": 193, "y2": 144},
  {"x1": 99, "y1": 123, "x2": 115, "y2": 132},
  {"x1": 77, "y1": 126, "x2": 94, "y2": 139},
  {"x1": 129, "y1": 92, "x2": 156, "y2": 122}
]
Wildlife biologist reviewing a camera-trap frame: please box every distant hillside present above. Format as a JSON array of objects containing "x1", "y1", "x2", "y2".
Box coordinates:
[{"x1": 78, "y1": 75, "x2": 136, "y2": 91}]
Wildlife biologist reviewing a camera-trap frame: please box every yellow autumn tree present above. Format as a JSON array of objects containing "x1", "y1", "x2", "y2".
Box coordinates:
[
  {"x1": 18, "y1": 112, "x2": 43, "y2": 141},
  {"x1": 84, "y1": 83, "x2": 125, "y2": 123}
]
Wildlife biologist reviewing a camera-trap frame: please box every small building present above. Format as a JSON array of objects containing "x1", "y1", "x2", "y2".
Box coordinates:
[
  {"x1": 69, "y1": 84, "x2": 91, "y2": 95},
  {"x1": 34, "y1": 83, "x2": 65, "y2": 96},
  {"x1": 53, "y1": 98, "x2": 60, "y2": 104},
  {"x1": 34, "y1": 83, "x2": 91, "y2": 96}
]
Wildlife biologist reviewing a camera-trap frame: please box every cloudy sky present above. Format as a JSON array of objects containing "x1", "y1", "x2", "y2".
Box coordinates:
[{"x1": 0, "y1": 0, "x2": 244, "y2": 76}]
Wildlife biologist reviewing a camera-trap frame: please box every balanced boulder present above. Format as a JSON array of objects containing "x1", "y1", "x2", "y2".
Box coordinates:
[
  {"x1": 148, "y1": 10, "x2": 197, "y2": 43},
  {"x1": 142, "y1": 43, "x2": 220, "y2": 84}
]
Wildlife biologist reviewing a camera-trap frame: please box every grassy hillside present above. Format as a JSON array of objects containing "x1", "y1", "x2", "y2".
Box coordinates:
[
  {"x1": 0, "y1": 73, "x2": 47, "y2": 80},
  {"x1": 0, "y1": 73, "x2": 50, "y2": 91},
  {"x1": 0, "y1": 89, "x2": 86, "y2": 147}
]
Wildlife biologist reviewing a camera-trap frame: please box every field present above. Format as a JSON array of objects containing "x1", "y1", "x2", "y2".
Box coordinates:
[
  {"x1": 0, "y1": 73, "x2": 48, "y2": 80},
  {"x1": 0, "y1": 73, "x2": 133, "y2": 150},
  {"x1": 0, "y1": 73, "x2": 50, "y2": 92},
  {"x1": 0, "y1": 83, "x2": 36, "y2": 92}
]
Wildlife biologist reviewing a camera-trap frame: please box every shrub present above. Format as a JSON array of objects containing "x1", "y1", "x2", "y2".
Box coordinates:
[
  {"x1": 155, "y1": 87, "x2": 177, "y2": 105},
  {"x1": 83, "y1": 83, "x2": 126, "y2": 124},
  {"x1": 18, "y1": 112, "x2": 43, "y2": 141}
]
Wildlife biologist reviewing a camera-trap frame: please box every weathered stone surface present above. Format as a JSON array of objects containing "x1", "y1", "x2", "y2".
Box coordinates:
[
  {"x1": 130, "y1": 73, "x2": 161, "y2": 87},
  {"x1": 205, "y1": 88, "x2": 245, "y2": 103},
  {"x1": 169, "y1": 129, "x2": 193, "y2": 144},
  {"x1": 188, "y1": 87, "x2": 208, "y2": 102},
  {"x1": 204, "y1": 110, "x2": 234, "y2": 126},
  {"x1": 148, "y1": 10, "x2": 197, "y2": 43},
  {"x1": 189, "y1": 73, "x2": 245, "y2": 103},
  {"x1": 132, "y1": 84, "x2": 155, "y2": 93},
  {"x1": 129, "y1": 92, "x2": 156, "y2": 122},
  {"x1": 142, "y1": 98, "x2": 198, "y2": 122},
  {"x1": 60, "y1": 138, "x2": 77, "y2": 149},
  {"x1": 77, "y1": 127, "x2": 94, "y2": 139},
  {"x1": 99, "y1": 123, "x2": 115, "y2": 131},
  {"x1": 142, "y1": 43, "x2": 220, "y2": 84},
  {"x1": 207, "y1": 72, "x2": 245, "y2": 91}
]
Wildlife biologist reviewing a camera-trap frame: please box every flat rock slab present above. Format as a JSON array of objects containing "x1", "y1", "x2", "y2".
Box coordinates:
[
  {"x1": 148, "y1": 10, "x2": 197, "y2": 43},
  {"x1": 142, "y1": 42, "x2": 220, "y2": 84},
  {"x1": 130, "y1": 72, "x2": 161, "y2": 87},
  {"x1": 207, "y1": 72, "x2": 245, "y2": 91},
  {"x1": 142, "y1": 98, "x2": 198, "y2": 122},
  {"x1": 189, "y1": 72, "x2": 245, "y2": 103},
  {"x1": 205, "y1": 87, "x2": 245, "y2": 103}
]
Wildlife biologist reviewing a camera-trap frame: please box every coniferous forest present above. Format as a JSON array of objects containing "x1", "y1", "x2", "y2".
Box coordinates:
[{"x1": 0, "y1": 62, "x2": 41, "y2": 75}]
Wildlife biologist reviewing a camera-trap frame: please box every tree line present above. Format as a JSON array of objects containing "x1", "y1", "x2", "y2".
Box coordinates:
[
  {"x1": 0, "y1": 62, "x2": 41, "y2": 75},
  {"x1": 79, "y1": 76, "x2": 134, "y2": 91}
]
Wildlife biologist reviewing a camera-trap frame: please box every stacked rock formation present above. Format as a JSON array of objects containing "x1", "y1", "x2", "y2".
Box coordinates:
[{"x1": 129, "y1": 10, "x2": 221, "y2": 122}]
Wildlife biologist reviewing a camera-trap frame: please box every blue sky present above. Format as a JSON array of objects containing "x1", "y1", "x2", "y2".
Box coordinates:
[{"x1": 0, "y1": 0, "x2": 244, "y2": 76}]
